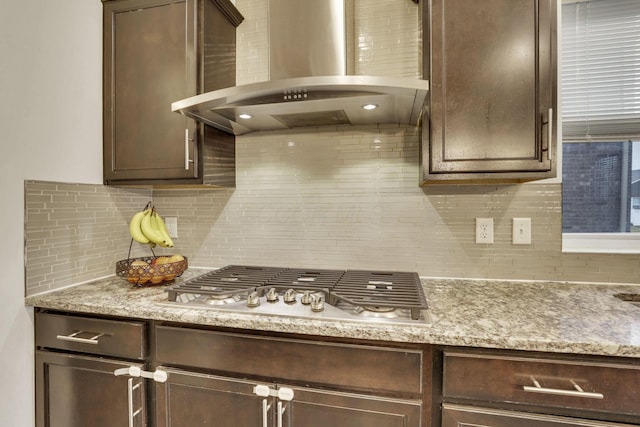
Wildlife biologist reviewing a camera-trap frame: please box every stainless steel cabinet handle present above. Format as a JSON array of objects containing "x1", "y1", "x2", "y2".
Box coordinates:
[
  {"x1": 127, "y1": 378, "x2": 134, "y2": 427},
  {"x1": 277, "y1": 387, "x2": 294, "y2": 427},
  {"x1": 261, "y1": 399, "x2": 269, "y2": 427},
  {"x1": 547, "y1": 108, "x2": 553, "y2": 160},
  {"x1": 523, "y1": 376, "x2": 603, "y2": 399},
  {"x1": 277, "y1": 401, "x2": 284, "y2": 427},
  {"x1": 254, "y1": 384, "x2": 272, "y2": 427},
  {"x1": 56, "y1": 330, "x2": 105, "y2": 345},
  {"x1": 117, "y1": 368, "x2": 147, "y2": 427},
  {"x1": 126, "y1": 378, "x2": 143, "y2": 427},
  {"x1": 184, "y1": 129, "x2": 195, "y2": 170},
  {"x1": 541, "y1": 108, "x2": 553, "y2": 160}
]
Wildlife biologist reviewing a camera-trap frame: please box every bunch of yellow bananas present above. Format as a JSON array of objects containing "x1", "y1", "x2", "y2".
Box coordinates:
[{"x1": 129, "y1": 205, "x2": 174, "y2": 248}]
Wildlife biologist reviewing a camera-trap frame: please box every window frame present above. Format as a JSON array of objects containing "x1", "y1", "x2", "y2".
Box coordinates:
[
  {"x1": 563, "y1": 233, "x2": 640, "y2": 253},
  {"x1": 560, "y1": 0, "x2": 640, "y2": 254}
]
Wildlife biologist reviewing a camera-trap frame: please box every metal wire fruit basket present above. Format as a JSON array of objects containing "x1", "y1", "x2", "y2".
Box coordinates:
[{"x1": 116, "y1": 256, "x2": 188, "y2": 287}]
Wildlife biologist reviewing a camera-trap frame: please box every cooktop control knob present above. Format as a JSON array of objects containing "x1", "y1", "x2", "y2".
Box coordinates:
[
  {"x1": 246, "y1": 291, "x2": 260, "y2": 308},
  {"x1": 283, "y1": 288, "x2": 297, "y2": 304},
  {"x1": 300, "y1": 290, "x2": 313, "y2": 305},
  {"x1": 310, "y1": 295, "x2": 325, "y2": 312},
  {"x1": 266, "y1": 288, "x2": 279, "y2": 303}
]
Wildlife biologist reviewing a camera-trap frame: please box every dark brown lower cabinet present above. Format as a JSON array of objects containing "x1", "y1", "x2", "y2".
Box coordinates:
[
  {"x1": 153, "y1": 326, "x2": 424, "y2": 426},
  {"x1": 32, "y1": 310, "x2": 640, "y2": 427},
  {"x1": 442, "y1": 404, "x2": 637, "y2": 427},
  {"x1": 34, "y1": 311, "x2": 426, "y2": 427},
  {"x1": 35, "y1": 351, "x2": 146, "y2": 427},
  {"x1": 35, "y1": 310, "x2": 150, "y2": 427},
  {"x1": 155, "y1": 368, "x2": 422, "y2": 427}
]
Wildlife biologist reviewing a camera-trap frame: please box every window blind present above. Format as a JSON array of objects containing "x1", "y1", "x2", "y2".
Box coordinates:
[{"x1": 562, "y1": 0, "x2": 640, "y2": 142}]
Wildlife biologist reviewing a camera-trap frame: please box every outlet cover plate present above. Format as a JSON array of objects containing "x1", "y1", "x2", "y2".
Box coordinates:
[
  {"x1": 512, "y1": 218, "x2": 531, "y2": 245},
  {"x1": 476, "y1": 218, "x2": 494, "y2": 244},
  {"x1": 165, "y1": 216, "x2": 178, "y2": 238}
]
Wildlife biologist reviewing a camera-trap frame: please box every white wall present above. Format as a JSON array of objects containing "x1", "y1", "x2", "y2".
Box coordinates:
[{"x1": 0, "y1": 1, "x2": 103, "y2": 425}]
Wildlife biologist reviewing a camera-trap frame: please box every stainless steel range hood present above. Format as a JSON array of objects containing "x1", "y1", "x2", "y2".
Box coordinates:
[{"x1": 171, "y1": 0, "x2": 428, "y2": 136}]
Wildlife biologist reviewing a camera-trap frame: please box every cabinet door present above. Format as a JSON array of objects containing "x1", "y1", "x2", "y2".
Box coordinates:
[
  {"x1": 36, "y1": 351, "x2": 146, "y2": 427},
  {"x1": 423, "y1": 0, "x2": 556, "y2": 182},
  {"x1": 103, "y1": 0, "x2": 199, "y2": 183},
  {"x1": 155, "y1": 368, "x2": 269, "y2": 426},
  {"x1": 287, "y1": 386, "x2": 422, "y2": 427},
  {"x1": 442, "y1": 404, "x2": 637, "y2": 427}
]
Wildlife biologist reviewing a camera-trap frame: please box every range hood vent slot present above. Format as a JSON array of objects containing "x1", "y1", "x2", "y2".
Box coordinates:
[{"x1": 273, "y1": 111, "x2": 351, "y2": 128}]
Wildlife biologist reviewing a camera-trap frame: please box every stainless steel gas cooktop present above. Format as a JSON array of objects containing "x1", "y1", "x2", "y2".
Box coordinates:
[{"x1": 163, "y1": 265, "x2": 430, "y2": 324}]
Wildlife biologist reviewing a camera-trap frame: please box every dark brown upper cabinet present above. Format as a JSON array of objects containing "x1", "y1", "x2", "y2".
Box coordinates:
[
  {"x1": 103, "y1": 0, "x2": 242, "y2": 186},
  {"x1": 421, "y1": 0, "x2": 557, "y2": 184}
]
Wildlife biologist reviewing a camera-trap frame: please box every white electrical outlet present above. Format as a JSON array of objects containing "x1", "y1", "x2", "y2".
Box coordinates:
[
  {"x1": 475, "y1": 218, "x2": 494, "y2": 244},
  {"x1": 512, "y1": 218, "x2": 531, "y2": 245},
  {"x1": 165, "y1": 216, "x2": 178, "y2": 238}
]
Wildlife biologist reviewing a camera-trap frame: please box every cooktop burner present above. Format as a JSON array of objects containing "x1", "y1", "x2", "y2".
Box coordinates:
[
  {"x1": 166, "y1": 265, "x2": 286, "y2": 303},
  {"x1": 165, "y1": 265, "x2": 429, "y2": 324},
  {"x1": 330, "y1": 270, "x2": 427, "y2": 320}
]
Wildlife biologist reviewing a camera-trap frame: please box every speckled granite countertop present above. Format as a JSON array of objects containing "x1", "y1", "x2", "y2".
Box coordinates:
[{"x1": 25, "y1": 268, "x2": 640, "y2": 358}]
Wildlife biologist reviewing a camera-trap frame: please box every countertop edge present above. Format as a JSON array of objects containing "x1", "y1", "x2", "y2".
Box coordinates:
[{"x1": 25, "y1": 273, "x2": 640, "y2": 358}]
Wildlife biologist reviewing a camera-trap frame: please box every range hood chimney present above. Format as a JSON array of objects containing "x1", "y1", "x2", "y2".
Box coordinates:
[{"x1": 172, "y1": 0, "x2": 428, "y2": 135}]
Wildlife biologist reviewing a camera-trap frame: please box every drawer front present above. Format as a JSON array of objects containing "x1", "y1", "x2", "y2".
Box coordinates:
[
  {"x1": 442, "y1": 404, "x2": 637, "y2": 427},
  {"x1": 443, "y1": 352, "x2": 640, "y2": 417},
  {"x1": 36, "y1": 312, "x2": 146, "y2": 360},
  {"x1": 155, "y1": 326, "x2": 423, "y2": 396}
]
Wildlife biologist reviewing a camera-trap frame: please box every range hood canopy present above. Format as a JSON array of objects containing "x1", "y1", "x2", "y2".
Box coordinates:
[
  {"x1": 172, "y1": 0, "x2": 428, "y2": 136},
  {"x1": 172, "y1": 76, "x2": 428, "y2": 135}
]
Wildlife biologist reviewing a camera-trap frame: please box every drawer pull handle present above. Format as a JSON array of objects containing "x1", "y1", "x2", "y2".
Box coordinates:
[
  {"x1": 56, "y1": 330, "x2": 105, "y2": 345},
  {"x1": 523, "y1": 376, "x2": 604, "y2": 399}
]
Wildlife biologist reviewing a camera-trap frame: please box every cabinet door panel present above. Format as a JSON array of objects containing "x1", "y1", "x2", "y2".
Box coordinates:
[
  {"x1": 424, "y1": 0, "x2": 556, "y2": 181},
  {"x1": 36, "y1": 351, "x2": 145, "y2": 427},
  {"x1": 104, "y1": 0, "x2": 198, "y2": 182},
  {"x1": 435, "y1": 0, "x2": 536, "y2": 162},
  {"x1": 288, "y1": 386, "x2": 422, "y2": 427},
  {"x1": 155, "y1": 368, "x2": 269, "y2": 427}
]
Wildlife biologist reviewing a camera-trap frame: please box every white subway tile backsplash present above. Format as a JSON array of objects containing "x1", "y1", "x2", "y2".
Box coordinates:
[
  {"x1": 148, "y1": 125, "x2": 640, "y2": 284},
  {"x1": 24, "y1": 182, "x2": 154, "y2": 295}
]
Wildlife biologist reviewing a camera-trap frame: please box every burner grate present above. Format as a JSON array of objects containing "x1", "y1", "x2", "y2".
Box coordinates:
[
  {"x1": 166, "y1": 265, "x2": 286, "y2": 301},
  {"x1": 331, "y1": 270, "x2": 427, "y2": 319},
  {"x1": 260, "y1": 268, "x2": 345, "y2": 294}
]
